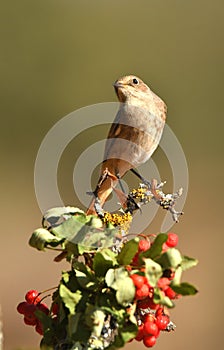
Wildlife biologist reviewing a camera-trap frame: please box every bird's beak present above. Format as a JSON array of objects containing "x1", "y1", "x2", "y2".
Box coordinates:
[{"x1": 113, "y1": 82, "x2": 124, "y2": 89}]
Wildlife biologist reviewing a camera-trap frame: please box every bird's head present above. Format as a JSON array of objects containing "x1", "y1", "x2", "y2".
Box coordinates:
[{"x1": 113, "y1": 75, "x2": 150, "y2": 102}]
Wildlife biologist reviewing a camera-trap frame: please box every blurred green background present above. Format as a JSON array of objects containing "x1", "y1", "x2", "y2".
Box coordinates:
[{"x1": 0, "y1": 0, "x2": 223, "y2": 349}]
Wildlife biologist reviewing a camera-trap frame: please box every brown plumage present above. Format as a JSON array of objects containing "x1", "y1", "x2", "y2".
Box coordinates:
[{"x1": 87, "y1": 75, "x2": 167, "y2": 215}]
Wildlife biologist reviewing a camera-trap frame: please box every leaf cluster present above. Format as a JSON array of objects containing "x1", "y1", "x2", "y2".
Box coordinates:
[{"x1": 28, "y1": 207, "x2": 198, "y2": 350}]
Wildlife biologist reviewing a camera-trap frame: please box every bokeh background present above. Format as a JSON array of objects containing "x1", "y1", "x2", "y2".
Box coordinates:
[{"x1": 1, "y1": 0, "x2": 223, "y2": 349}]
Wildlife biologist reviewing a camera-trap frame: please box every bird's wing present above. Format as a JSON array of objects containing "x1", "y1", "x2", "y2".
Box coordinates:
[{"x1": 103, "y1": 122, "x2": 130, "y2": 160}]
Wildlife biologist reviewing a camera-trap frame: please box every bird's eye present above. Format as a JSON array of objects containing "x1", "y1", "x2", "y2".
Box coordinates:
[{"x1": 132, "y1": 78, "x2": 139, "y2": 85}]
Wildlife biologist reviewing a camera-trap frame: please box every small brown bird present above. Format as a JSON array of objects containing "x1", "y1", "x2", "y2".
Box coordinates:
[{"x1": 87, "y1": 75, "x2": 167, "y2": 215}]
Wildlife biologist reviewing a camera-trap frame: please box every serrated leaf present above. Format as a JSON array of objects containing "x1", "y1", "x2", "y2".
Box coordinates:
[
  {"x1": 145, "y1": 258, "x2": 163, "y2": 287},
  {"x1": 181, "y1": 255, "x2": 198, "y2": 271},
  {"x1": 117, "y1": 238, "x2": 139, "y2": 265},
  {"x1": 59, "y1": 284, "x2": 82, "y2": 314},
  {"x1": 29, "y1": 228, "x2": 62, "y2": 251},
  {"x1": 93, "y1": 249, "x2": 118, "y2": 276},
  {"x1": 140, "y1": 233, "x2": 168, "y2": 260},
  {"x1": 172, "y1": 282, "x2": 198, "y2": 295},
  {"x1": 156, "y1": 248, "x2": 182, "y2": 269}
]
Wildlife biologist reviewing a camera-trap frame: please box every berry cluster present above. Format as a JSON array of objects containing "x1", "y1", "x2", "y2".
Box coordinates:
[
  {"x1": 17, "y1": 290, "x2": 49, "y2": 335},
  {"x1": 128, "y1": 234, "x2": 179, "y2": 347},
  {"x1": 19, "y1": 223, "x2": 198, "y2": 350},
  {"x1": 135, "y1": 310, "x2": 170, "y2": 347}
]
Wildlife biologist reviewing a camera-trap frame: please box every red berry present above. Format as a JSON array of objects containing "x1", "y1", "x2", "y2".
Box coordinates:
[
  {"x1": 135, "y1": 284, "x2": 149, "y2": 300},
  {"x1": 36, "y1": 303, "x2": 49, "y2": 315},
  {"x1": 23, "y1": 304, "x2": 37, "y2": 324},
  {"x1": 166, "y1": 233, "x2": 178, "y2": 248},
  {"x1": 165, "y1": 286, "x2": 177, "y2": 299},
  {"x1": 24, "y1": 315, "x2": 37, "y2": 326},
  {"x1": 144, "y1": 314, "x2": 155, "y2": 323},
  {"x1": 135, "y1": 324, "x2": 144, "y2": 341},
  {"x1": 25, "y1": 290, "x2": 40, "y2": 304},
  {"x1": 155, "y1": 307, "x2": 164, "y2": 317},
  {"x1": 155, "y1": 314, "x2": 169, "y2": 330},
  {"x1": 138, "y1": 240, "x2": 151, "y2": 252},
  {"x1": 17, "y1": 301, "x2": 29, "y2": 314},
  {"x1": 35, "y1": 320, "x2": 44, "y2": 335},
  {"x1": 157, "y1": 277, "x2": 170, "y2": 291},
  {"x1": 130, "y1": 274, "x2": 145, "y2": 289},
  {"x1": 146, "y1": 298, "x2": 159, "y2": 310},
  {"x1": 24, "y1": 304, "x2": 36, "y2": 315},
  {"x1": 52, "y1": 302, "x2": 59, "y2": 315},
  {"x1": 144, "y1": 321, "x2": 159, "y2": 336},
  {"x1": 143, "y1": 335, "x2": 157, "y2": 347},
  {"x1": 138, "y1": 297, "x2": 151, "y2": 309}
]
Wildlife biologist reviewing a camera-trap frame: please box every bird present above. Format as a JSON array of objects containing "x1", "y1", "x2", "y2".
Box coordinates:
[{"x1": 86, "y1": 75, "x2": 167, "y2": 215}]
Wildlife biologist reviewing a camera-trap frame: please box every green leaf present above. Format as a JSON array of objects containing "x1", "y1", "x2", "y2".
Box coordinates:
[
  {"x1": 87, "y1": 216, "x2": 104, "y2": 229},
  {"x1": 117, "y1": 238, "x2": 139, "y2": 265},
  {"x1": 105, "y1": 269, "x2": 115, "y2": 288},
  {"x1": 68, "y1": 312, "x2": 81, "y2": 338},
  {"x1": 64, "y1": 241, "x2": 79, "y2": 261},
  {"x1": 156, "y1": 248, "x2": 182, "y2": 269},
  {"x1": 51, "y1": 215, "x2": 117, "y2": 249},
  {"x1": 61, "y1": 270, "x2": 81, "y2": 293},
  {"x1": 62, "y1": 271, "x2": 71, "y2": 284},
  {"x1": 171, "y1": 265, "x2": 182, "y2": 285},
  {"x1": 72, "y1": 261, "x2": 96, "y2": 290},
  {"x1": 105, "y1": 267, "x2": 135, "y2": 306},
  {"x1": 75, "y1": 270, "x2": 96, "y2": 290},
  {"x1": 120, "y1": 322, "x2": 138, "y2": 343},
  {"x1": 140, "y1": 233, "x2": 168, "y2": 260},
  {"x1": 93, "y1": 249, "x2": 118, "y2": 276},
  {"x1": 42, "y1": 206, "x2": 85, "y2": 228},
  {"x1": 85, "y1": 305, "x2": 106, "y2": 337},
  {"x1": 116, "y1": 278, "x2": 135, "y2": 306},
  {"x1": 181, "y1": 255, "x2": 198, "y2": 271},
  {"x1": 51, "y1": 216, "x2": 88, "y2": 240},
  {"x1": 59, "y1": 284, "x2": 82, "y2": 314},
  {"x1": 110, "y1": 333, "x2": 125, "y2": 349},
  {"x1": 35, "y1": 309, "x2": 52, "y2": 330},
  {"x1": 29, "y1": 228, "x2": 62, "y2": 251},
  {"x1": 40, "y1": 342, "x2": 53, "y2": 350},
  {"x1": 153, "y1": 288, "x2": 174, "y2": 308},
  {"x1": 172, "y1": 282, "x2": 198, "y2": 295},
  {"x1": 145, "y1": 258, "x2": 163, "y2": 287}
]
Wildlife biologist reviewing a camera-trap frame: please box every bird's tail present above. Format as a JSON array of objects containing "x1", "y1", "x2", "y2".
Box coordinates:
[{"x1": 86, "y1": 169, "x2": 118, "y2": 215}]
